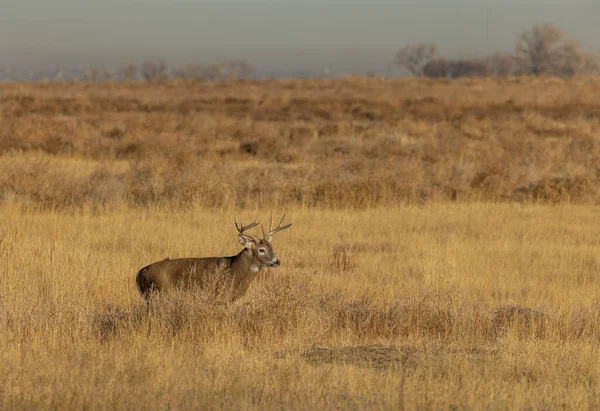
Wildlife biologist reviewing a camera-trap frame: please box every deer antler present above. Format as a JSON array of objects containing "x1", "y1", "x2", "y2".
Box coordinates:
[
  {"x1": 262, "y1": 212, "x2": 292, "y2": 240},
  {"x1": 234, "y1": 214, "x2": 260, "y2": 236}
]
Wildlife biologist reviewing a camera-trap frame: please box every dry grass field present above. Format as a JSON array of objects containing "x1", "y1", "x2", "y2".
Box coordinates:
[
  {"x1": 1, "y1": 76, "x2": 600, "y2": 208},
  {"x1": 1, "y1": 77, "x2": 600, "y2": 409}
]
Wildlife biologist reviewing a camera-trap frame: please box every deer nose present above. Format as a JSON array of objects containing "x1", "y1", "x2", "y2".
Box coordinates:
[{"x1": 272, "y1": 259, "x2": 280, "y2": 267}]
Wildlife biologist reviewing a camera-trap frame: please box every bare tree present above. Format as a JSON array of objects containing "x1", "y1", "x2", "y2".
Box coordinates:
[
  {"x1": 580, "y1": 53, "x2": 600, "y2": 74},
  {"x1": 156, "y1": 60, "x2": 169, "y2": 80},
  {"x1": 239, "y1": 60, "x2": 256, "y2": 79},
  {"x1": 485, "y1": 53, "x2": 517, "y2": 77},
  {"x1": 224, "y1": 59, "x2": 255, "y2": 79},
  {"x1": 142, "y1": 60, "x2": 169, "y2": 81},
  {"x1": 142, "y1": 61, "x2": 157, "y2": 81},
  {"x1": 556, "y1": 51, "x2": 600, "y2": 76},
  {"x1": 515, "y1": 23, "x2": 587, "y2": 76},
  {"x1": 83, "y1": 68, "x2": 100, "y2": 82},
  {"x1": 83, "y1": 68, "x2": 111, "y2": 82},
  {"x1": 172, "y1": 60, "x2": 256, "y2": 81},
  {"x1": 395, "y1": 44, "x2": 437, "y2": 76},
  {"x1": 172, "y1": 63, "x2": 206, "y2": 80},
  {"x1": 204, "y1": 63, "x2": 226, "y2": 81},
  {"x1": 119, "y1": 62, "x2": 138, "y2": 81}
]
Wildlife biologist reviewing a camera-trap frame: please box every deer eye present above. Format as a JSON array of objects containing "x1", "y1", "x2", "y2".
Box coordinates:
[{"x1": 258, "y1": 248, "x2": 266, "y2": 254}]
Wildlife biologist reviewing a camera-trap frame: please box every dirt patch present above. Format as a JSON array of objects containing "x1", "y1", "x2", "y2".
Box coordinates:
[
  {"x1": 295, "y1": 345, "x2": 415, "y2": 369},
  {"x1": 278, "y1": 344, "x2": 498, "y2": 371}
]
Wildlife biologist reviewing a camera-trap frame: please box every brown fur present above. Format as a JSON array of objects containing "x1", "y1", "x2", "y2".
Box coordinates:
[{"x1": 135, "y1": 236, "x2": 284, "y2": 302}]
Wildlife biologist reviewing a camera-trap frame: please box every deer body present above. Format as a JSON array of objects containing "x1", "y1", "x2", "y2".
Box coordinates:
[{"x1": 135, "y1": 215, "x2": 291, "y2": 302}]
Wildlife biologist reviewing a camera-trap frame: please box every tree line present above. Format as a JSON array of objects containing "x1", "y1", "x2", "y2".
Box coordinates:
[
  {"x1": 395, "y1": 23, "x2": 600, "y2": 78},
  {"x1": 83, "y1": 59, "x2": 256, "y2": 82}
]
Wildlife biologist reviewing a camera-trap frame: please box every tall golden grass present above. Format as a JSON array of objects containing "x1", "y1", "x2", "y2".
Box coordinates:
[
  {"x1": 2, "y1": 204, "x2": 600, "y2": 409},
  {"x1": 2, "y1": 77, "x2": 600, "y2": 409}
]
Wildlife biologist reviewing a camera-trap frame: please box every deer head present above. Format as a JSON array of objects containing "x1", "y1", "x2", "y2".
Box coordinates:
[{"x1": 235, "y1": 213, "x2": 292, "y2": 269}]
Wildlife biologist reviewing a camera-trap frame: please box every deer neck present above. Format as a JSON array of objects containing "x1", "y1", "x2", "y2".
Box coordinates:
[
  {"x1": 228, "y1": 248, "x2": 262, "y2": 300},
  {"x1": 232, "y1": 248, "x2": 262, "y2": 276}
]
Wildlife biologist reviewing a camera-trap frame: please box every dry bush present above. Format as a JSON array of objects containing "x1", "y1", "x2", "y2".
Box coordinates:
[
  {"x1": 512, "y1": 176, "x2": 596, "y2": 203},
  {"x1": 86, "y1": 279, "x2": 555, "y2": 348},
  {"x1": 90, "y1": 303, "x2": 147, "y2": 341},
  {"x1": 489, "y1": 305, "x2": 548, "y2": 339}
]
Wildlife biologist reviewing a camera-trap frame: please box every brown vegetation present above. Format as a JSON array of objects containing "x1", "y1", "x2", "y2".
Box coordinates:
[
  {"x1": 515, "y1": 23, "x2": 599, "y2": 76},
  {"x1": 2, "y1": 76, "x2": 600, "y2": 209},
  {"x1": 2, "y1": 77, "x2": 600, "y2": 409},
  {"x1": 399, "y1": 23, "x2": 599, "y2": 79},
  {"x1": 2, "y1": 205, "x2": 600, "y2": 409}
]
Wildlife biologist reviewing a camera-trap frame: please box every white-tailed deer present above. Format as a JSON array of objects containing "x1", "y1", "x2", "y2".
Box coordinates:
[{"x1": 135, "y1": 214, "x2": 291, "y2": 302}]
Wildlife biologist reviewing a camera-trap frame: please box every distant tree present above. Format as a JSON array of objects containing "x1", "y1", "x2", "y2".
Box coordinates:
[
  {"x1": 142, "y1": 60, "x2": 169, "y2": 81},
  {"x1": 172, "y1": 60, "x2": 255, "y2": 81},
  {"x1": 484, "y1": 53, "x2": 517, "y2": 77},
  {"x1": 203, "y1": 64, "x2": 226, "y2": 81},
  {"x1": 172, "y1": 63, "x2": 206, "y2": 80},
  {"x1": 580, "y1": 53, "x2": 600, "y2": 74},
  {"x1": 395, "y1": 43, "x2": 437, "y2": 76},
  {"x1": 52, "y1": 70, "x2": 65, "y2": 82},
  {"x1": 557, "y1": 51, "x2": 600, "y2": 76},
  {"x1": 83, "y1": 68, "x2": 110, "y2": 82},
  {"x1": 119, "y1": 62, "x2": 138, "y2": 81},
  {"x1": 226, "y1": 59, "x2": 255, "y2": 79},
  {"x1": 156, "y1": 60, "x2": 169, "y2": 80},
  {"x1": 83, "y1": 68, "x2": 99, "y2": 82},
  {"x1": 142, "y1": 61, "x2": 157, "y2": 81},
  {"x1": 449, "y1": 59, "x2": 489, "y2": 78},
  {"x1": 423, "y1": 58, "x2": 489, "y2": 79},
  {"x1": 423, "y1": 59, "x2": 451, "y2": 78},
  {"x1": 515, "y1": 23, "x2": 589, "y2": 76}
]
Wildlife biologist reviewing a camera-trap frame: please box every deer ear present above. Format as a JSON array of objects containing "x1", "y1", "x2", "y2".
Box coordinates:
[
  {"x1": 238, "y1": 234, "x2": 253, "y2": 249},
  {"x1": 266, "y1": 235, "x2": 273, "y2": 244}
]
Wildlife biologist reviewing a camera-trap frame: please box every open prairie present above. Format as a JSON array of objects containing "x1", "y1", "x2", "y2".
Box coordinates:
[
  {"x1": 1, "y1": 77, "x2": 600, "y2": 410},
  {"x1": 2, "y1": 76, "x2": 600, "y2": 208}
]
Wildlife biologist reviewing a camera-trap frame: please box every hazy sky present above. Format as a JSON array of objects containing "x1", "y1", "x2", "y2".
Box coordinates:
[{"x1": 1, "y1": 0, "x2": 599, "y2": 73}]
